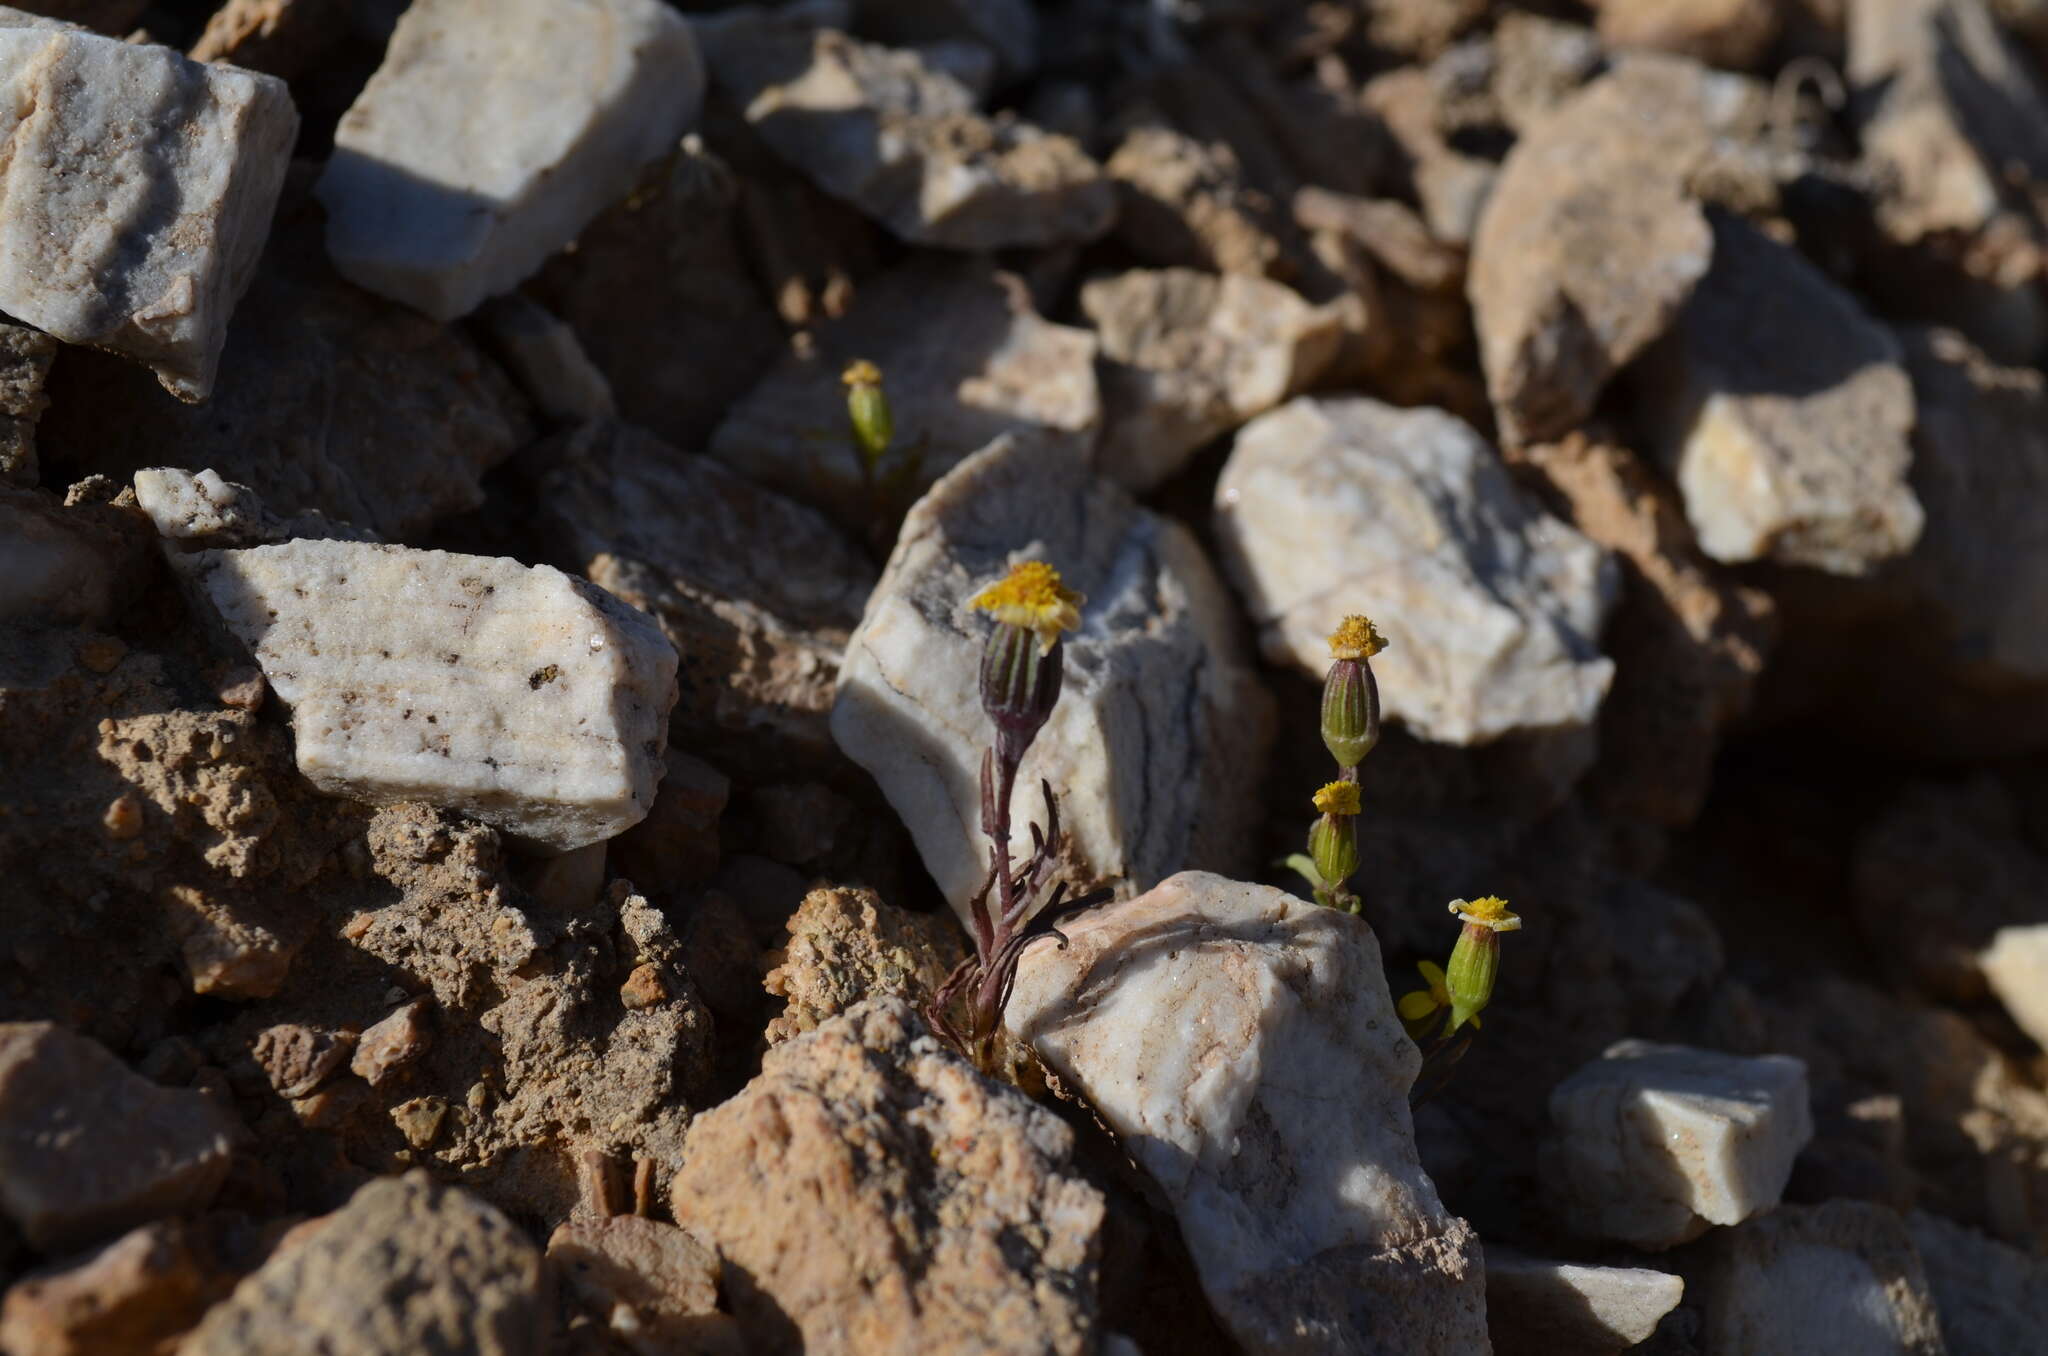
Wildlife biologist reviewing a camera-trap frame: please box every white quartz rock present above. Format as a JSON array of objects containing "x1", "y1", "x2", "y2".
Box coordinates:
[
  {"x1": 1006, "y1": 872, "x2": 1489, "y2": 1355},
  {"x1": 831, "y1": 438, "x2": 1272, "y2": 912},
  {"x1": 1633, "y1": 209, "x2": 1922, "y2": 575},
  {"x1": 317, "y1": 0, "x2": 704, "y2": 322},
  {"x1": 134, "y1": 467, "x2": 375, "y2": 547},
  {"x1": 1542, "y1": 1039, "x2": 1813, "y2": 1249},
  {"x1": 1082, "y1": 268, "x2": 1343, "y2": 493},
  {"x1": 188, "y1": 540, "x2": 679, "y2": 853},
  {"x1": 1981, "y1": 925, "x2": 2048, "y2": 1051},
  {"x1": 1700, "y1": 1201, "x2": 1947, "y2": 1355},
  {"x1": 1215, "y1": 395, "x2": 1618, "y2": 747},
  {"x1": 1484, "y1": 1250, "x2": 1683, "y2": 1355},
  {"x1": 0, "y1": 17, "x2": 296, "y2": 400}
]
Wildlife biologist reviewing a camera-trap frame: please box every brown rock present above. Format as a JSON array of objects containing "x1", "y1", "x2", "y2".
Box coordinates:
[
  {"x1": 619, "y1": 964, "x2": 667, "y2": 1011},
  {"x1": 1468, "y1": 57, "x2": 1739, "y2": 446},
  {"x1": 763, "y1": 886, "x2": 965, "y2": 1045},
  {"x1": 0, "y1": 1023, "x2": 241, "y2": 1254},
  {"x1": 250, "y1": 1023, "x2": 356, "y2": 1100},
  {"x1": 0, "y1": 323, "x2": 56, "y2": 486},
  {"x1": 547, "y1": 1214, "x2": 741, "y2": 1355},
  {"x1": 1103, "y1": 126, "x2": 1287, "y2": 277},
  {"x1": 183, "y1": 1172, "x2": 545, "y2": 1356},
  {"x1": 610, "y1": 749, "x2": 729, "y2": 895},
  {"x1": 1513, "y1": 433, "x2": 1774, "y2": 825},
  {"x1": 1593, "y1": 0, "x2": 1784, "y2": 69},
  {"x1": 0, "y1": 1219, "x2": 232, "y2": 1356},
  {"x1": 188, "y1": 0, "x2": 351, "y2": 81},
  {"x1": 351, "y1": 1000, "x2": 433, "y2": 1088},
  {"x1": 1361, "y1": 67, "x2": 1499, "y2": 247},
  {"x1": 669, "y1": 998, "x2": 1104, "y2": 1355},
  {"x1": 158, "y1": 883, "x2": 304, "y2": 1000},
  {"x1": 0, "y1": 485, "x2": 154, "y2": 628}
]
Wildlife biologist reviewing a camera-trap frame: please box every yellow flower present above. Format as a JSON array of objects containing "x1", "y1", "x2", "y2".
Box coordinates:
[
  {"x1": 1448, "y1": 896, "x2": 1521, "y2": 932},
  {"x1": 1328, "y1": 614, "x2": 1387, "y2": 661},
  {"x1": 1398, "y1": 960, "x2": 1469, "y2": 1033},
  {"x1": 971, "y1": 561, "x2": 1083, "y2": 654},
  {"x1": 1312, "y1": 780, "x2": 1360, "y2": 817},
  {"x1": 841, "y1": 358, "x2": 882, "y2": 388}
]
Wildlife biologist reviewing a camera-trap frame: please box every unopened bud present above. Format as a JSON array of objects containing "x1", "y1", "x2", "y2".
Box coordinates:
[
  {"x1": 1321, "y1": 657, "x2": 1380, "y2": 768},
  {"x1": 843, "y1": 359, "x2": 892, "y2": 467},
  {"x1": 1444, "y1": 896, "x2": 1520, "y2": 1032}
]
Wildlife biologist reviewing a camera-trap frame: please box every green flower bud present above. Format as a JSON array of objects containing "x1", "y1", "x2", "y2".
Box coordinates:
[
  {"x1": 980, "y1": 621, "x2": 1063, "y2": 768},
  {"x1": 1321, "y1": 657, "x2": 1380, "y2": 768},
  {"x1": 1443, "y1": 897, "x2": 1520, "y2": 1032},
  {"x1": 1307, "y1": 812, "x2": 1358, "y2": 890},
  {"x1": 843, "y1": 359, "x2": 893, "y2": 468}
]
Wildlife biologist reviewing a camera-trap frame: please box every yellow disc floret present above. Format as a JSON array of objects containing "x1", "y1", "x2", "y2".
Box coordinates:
[
  {"x1": 1448, "y1": 895, "x2": 1521, "y2": 931},
  {"x1": 1328, "y1": 614, "x2": 1387, "y2": 660},
  {"x1": 1312, "y1": 780, "x2": 1361, "y2": 817},
  {"x1": 972, "y1": 560, "x2": 1084, "y2": 654},
  {"x1": 841, "y1": 358, "x2": 882, "y2": 388}
]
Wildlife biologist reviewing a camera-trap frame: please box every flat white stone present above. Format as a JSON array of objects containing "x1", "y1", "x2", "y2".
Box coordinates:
[
  {"x1": 318, "y1": 0, "x2": 704, "y2": 322},
  {"x1": 831, "y1": 438, "x2": 1272, "y2": 912},
  {"x1": 1982, "y1": 925, "x2": 2048, "y2": 1051},
  {"x1": 0, "y1": 17, "x2": 296, "y2": 400},
  {"x1": 1484, "y1": 1249, "x2": 1684, "y2": 1355},
  {"x1": 188, "y1": 539, "x2": 678, "y2": 853},
  {"x1": 1215, "y1": 395, "x2": 1618, "y2": 748},
  {"x1": 1543, "y1": 1039, "x2": 1812, "y2": 1249},
  {"x1": 1006, "y1": 872, "x2": 1489, "y2": 1355}
]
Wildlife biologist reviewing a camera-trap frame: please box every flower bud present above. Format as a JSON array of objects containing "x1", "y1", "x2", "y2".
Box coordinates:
[
  {"x1": 1307, "y1": 812, "x2": 1358, "y2": 889},
  {"x1": 981, "y1": 621, "x2": 1062, "y2": 767},
  {"x1": 1443, "y1": 896, "x2": 1520, "y2": 1032},
  {"x1": 842, "y1": 359, "x2": 893, "y2": 468},
  {"x1": 1321, "y1": 658, "x2": 1380, "y2": 768}
]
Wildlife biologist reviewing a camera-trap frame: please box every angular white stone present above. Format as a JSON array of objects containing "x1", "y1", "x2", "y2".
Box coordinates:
[
  {"x1": 1006, "y1": 872, "x2": 1489, "y2": 1355},
  {"x1": 317, "y1": 0, "x2": 704, "y2": 322},
  {"x1": 831, "y1": 439, "x2": 1272, "y2": 912},
  {"x1": 1484, "y1": 1249, "x2": 1684, "y2": 1356},
  {"x1": 1543, "y1": 1039, "x2": 1813, "y2": 1249},
  {"x1": 1635, "y1": 210, "x2": 1923, "y2": 575},
  {"x1": 134, "y1": 466, "x2": 375, "y2": 547},
  {"x1": 1215, "y1": 395, "x2": 1618, "y2": 747},
  {"x1": 0, "y1": 17, "x2": 296, "y2": 400},
  {"x1": 1982, "y1": 925, "x2": 2048, "y2": 1051},
  {"x1": 1701, "y1": 1201, "x2": 1947, "y2": 1355},
  {"x1": 1082, "y1": 268, "x2": 1342, "y2": 493},
  {"x1": 188, "y1": 540, "x2": 678, "y2": 853}
]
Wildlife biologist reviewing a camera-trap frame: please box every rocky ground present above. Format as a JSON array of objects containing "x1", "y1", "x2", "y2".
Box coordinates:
[{"x1": 2, "y1": 0, "x2": 2048, "y2": 1352}]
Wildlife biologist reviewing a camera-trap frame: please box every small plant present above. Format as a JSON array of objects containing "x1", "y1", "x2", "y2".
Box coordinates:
[
  {"x1": 1285, "y1": 614, "x2": 1385, "y2": 913},
  {"x1": 927, "y1": 560, "x2": 1112, "y2": 1069},
  {"x1": 840, "y1": 359, "x2": 927, "y2": 551},
  {"x1": 1400, "y1": 895, "x2": 1522, "y2": 1107}
]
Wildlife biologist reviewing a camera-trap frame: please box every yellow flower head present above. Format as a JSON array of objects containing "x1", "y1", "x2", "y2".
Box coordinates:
[
  {"x1": 1312, "y1": 780, "x2": 1361, "y2": 817},
  {"x1": 1328, "y1": 614, "x2": 1387, "y2": 661},
  {"x1": 1449, "y1": 895, "x2": 1521, "y2": 932},
  {"x1": 841, "y1": 358, "x2": 882, "y2": 389},
  {"x1": 972, "y1": 561, "x2": 1083, "y2": 654}
]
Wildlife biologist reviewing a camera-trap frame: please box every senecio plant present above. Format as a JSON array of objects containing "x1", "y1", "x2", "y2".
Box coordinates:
[
  {"x1": 1287, "y1": 614, "x2": 1523, "y2": 1099},
  {"x1": 841, "y1": 359, "x2": 925, "y2": 547},
  {"x1": 927, "y1": 560, "x2": 1112, "y2": 1068}
]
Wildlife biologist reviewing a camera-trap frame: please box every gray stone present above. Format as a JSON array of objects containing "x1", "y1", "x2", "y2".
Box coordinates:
[
  {"x1": 669, "y1": 998, "x2": 1105, "y2": 1355},
  {"x1": 183, "y1": 1172, "x2": 545, "y2": 1356},
  {"x1": 0, "y1": 486, "x2": 154, "y2": 628},
  {"x1": 695, "y1": 11, "x2": 1112, "y2": 250},
  {"x1": 1634, "y1": 209, "x2": 1922, "y2": 574},
  {"x1": 0, "y1": 19, "x2": 295, "y2": 400},
  {"x1": 1543, "y1": 1040, "x2": 1813, "y2": 1249},
  {"x1": 0, "y1": 1023, "x2": 241, "y2": 1254},
  {"x1": 1700, "y1": 1201, "x2": 1947, "y2": 1355},
  {"x1": 1484, "y1": 1249, "x2": 1685, "y2": 1356},
  {"x1": 538, "y1": 419, "x2": 873, "y2": 767},
  {"x1": 851, "y1": 0, "x2": 1036, "y2": 79},
  {"x1": 133, "y1": 467, "x2": 375, "y2": 547},
  {"x1": 1007, "y1": 872, "x2": 1489, "y2": 1355},
  {"x1": 1908, "y1": 1208, "x2": 2048, "y2": 1356},
  {"x1": 318, "y1": 0, "x2": 704, "y2": 321},
  {"x1": 474, "y1": 295, "x2": 615, "y2": 425},
  {"x1": 1082, "y1": 268, "x2": 1341, "y2": 493},
  {"x1": 832, "y1": 437, "x2": 1273, "y2": 913},
  {"x1": 1468, "y1": 57, "x2": 1743, "y2": 446},
  {"x1": 187, "y1": 539, "x2": 678, "y2": 853},
  {"x1": 1215, "y1": 397, "x2": 1617, "y2": 764},
  {"x1": 708, "y1": 254, "x2": 1098, "y2": 519}
]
